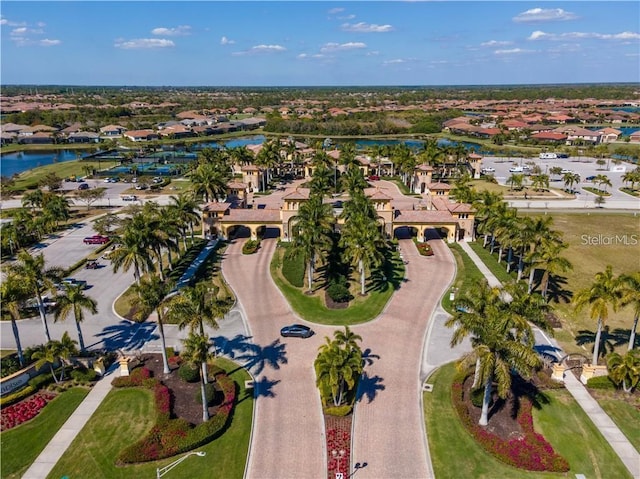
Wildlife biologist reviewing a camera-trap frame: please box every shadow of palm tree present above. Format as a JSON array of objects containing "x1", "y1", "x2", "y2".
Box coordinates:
[
  {"x1": 356, "y1": 372, "x2": 385, "y2": 403},
  {"x1": 611, "y1": 328, "x2": 640, "y2": 349},
  {"x1": 534, "y1": 344, "x2": 563, "y2": 364},
  {"x1": 253, "y1": 376, "x2": 281, "y2": 398},
  {"x1": 575, "y1": 325, "x2": 626, "y2": 359},
  {"x1": 367, "y1": 247, "x2": 404, "y2": 294},
  {"x1": 92, "y1": 320, "x2": 159, "y2": 351},
  {"x1": 213, "y1": 334, "x2": 288, "y2": 376},
  {"x1": 361, "y1": 348, "x2": 380, "y2": 367},
  {"x1": 546, "y1": 275, "x2": 573, "y2": 304}
]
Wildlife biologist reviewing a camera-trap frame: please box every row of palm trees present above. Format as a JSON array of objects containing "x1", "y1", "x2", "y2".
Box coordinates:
[
  {"x1": 2, "y1": 251, "x2": 97, "y2": 366},
  {"x1": 473, "y1": 191, "x2": 573, "y2": 298},
  {"x1": 287, "y1": 163, "x2": 388, "y2": 296}
]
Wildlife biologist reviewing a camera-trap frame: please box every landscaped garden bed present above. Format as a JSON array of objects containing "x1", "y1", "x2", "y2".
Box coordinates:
[
  {"x1": 1, "y1": 391, "x2": 57, "y2": 431},
  {"x1": 111, "y1": 353, "x2": 237, "y2": 464},
  {"x1": 325, "y1": 414, "x2": 352, "y2": 479}
]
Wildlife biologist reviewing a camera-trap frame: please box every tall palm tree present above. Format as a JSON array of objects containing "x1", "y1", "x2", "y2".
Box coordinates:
[
  {"x1": 340, "y1": 213, "x2": 386, "y2": 295},
  {"x1": 111, "y1": 213, "x2": 155, "y2": 285},
  {"x1": 1, "y1": 272, "x2": 29, "y2": 366},
  {"x1": 32, "y1": 340, "x2": 63, "y2": 384},
  {"x1": 54, "y1": 283, "x2": 98, "y2": 352},
  {"x1": 181, "y1": 332, "x2": 213, "y2": 422},
  {"x1": 535, "y1": 239, "x2": 573, "y2": 298},
  {"x1": 132, "y1": 276, "x2": 172, "y2": 374},
  {"x1": 7, "y1": 250, "x2": 63, "y2": 342},
  {"x1": 190, "y1": 161, "x2": 229, "y2": 202},
  {"x1": 573, "y1": 265, "x2": 623, "y2": 365},
  {"x1": 167, "y1": 281, "x2": 228, "y2": 382},
  {"x1": 562, "y1": 172, "x2": 580, "y2": 193},
  {"x1": 333, "y1": 326, "x2": 363, "y2": 355},
  {"x1": 169, "y1": 192, "x2": 201, "y2": 246},
  {"x1": 288, "y1": 194, "x2": 334, "y2": 292},
  {"x1": 619, "y1": 272, "x2": 640, "y2": 351}
]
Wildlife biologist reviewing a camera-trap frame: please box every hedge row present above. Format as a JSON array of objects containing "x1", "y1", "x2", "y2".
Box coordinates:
[
  {"x1": 113, "y1": 366, "x2": 237, "y2": 464},
  {"x1": 281, "y1": 248, "x2": 305, "y2": 287},
  {"x1": 451, "y1": 370, "x2": 569, "y2": 473}
]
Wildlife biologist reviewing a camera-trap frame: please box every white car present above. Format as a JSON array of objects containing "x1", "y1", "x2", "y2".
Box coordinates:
[
  {"x1": 561, "y1": 169, "x2": 573, "y2": 174},
  {"x1": 481, "y1": 167, "x2": 495, "y2": 173}
]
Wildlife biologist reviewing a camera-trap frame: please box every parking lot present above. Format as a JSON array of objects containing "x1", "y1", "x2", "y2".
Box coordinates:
[{"x1": 480, "y1": 155, "x2": 639, "y2": 204}]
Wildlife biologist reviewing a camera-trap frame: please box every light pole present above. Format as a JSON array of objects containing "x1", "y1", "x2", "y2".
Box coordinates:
[
  {"x1": 331, "y1": 449, "x2": 346, "y2": 479},
  {"x1": 156, "y1": 451, "x2": 205, "y2": 478}
]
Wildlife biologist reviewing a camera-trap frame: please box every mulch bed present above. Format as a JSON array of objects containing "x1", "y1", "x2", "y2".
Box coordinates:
[
  {"x1": 136, "y1": 353, "x2": 222, "y2": 426},
  {"x1": 325, "y1": 414, "x2": 352, "y2": 479},
  {"x1": 324, "y1": 291, "x2": 350, "y2": 309}
]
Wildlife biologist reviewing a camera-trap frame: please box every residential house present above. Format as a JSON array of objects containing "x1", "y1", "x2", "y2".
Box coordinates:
[{"x1": 100, "y1": 124, "x2": 127, "y2": 137}]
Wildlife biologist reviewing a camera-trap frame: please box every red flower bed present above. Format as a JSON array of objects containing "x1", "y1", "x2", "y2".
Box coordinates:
[
  {"x1": 451, "y1": 372, "x2": 569, "y2": 472},
  {"x1": 325, "y1": 415, "x2": 352, "y2": 479},
  {"x1": 415, "y1": 241, "x2": 434, "y2": 256},
  {"x1": 1, "y1": 391, "x2": 57, "y2": 431}
]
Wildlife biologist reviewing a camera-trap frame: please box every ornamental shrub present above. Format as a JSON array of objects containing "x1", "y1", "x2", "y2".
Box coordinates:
[
  {"x1": 586, "y1": 375, "x2": 617, "y2": 390},
  {"x1": 327, "y1": 281, "x2": 352, "y2": 303},
  {"x1": 0, "y1": 385, "x2": 36, "y2": 407},
  {"x1": 178, "y1": 363, "x2": 200, "y2": 383},
  {"x1": 70, "y1": 366, "x2": 98, "y2": 383},
  {"x1": 282, "y1": 248, "x2": 305, "y2": 287},
  {"x1": 242, "y1": 239, "x2": 260, "y2": 255},
  {"x1": 324, "y1": 405, "x2": 352, "y2": 416},
  {"x1": 195, "y1": 383, "x2": 219, "y2": 406}
]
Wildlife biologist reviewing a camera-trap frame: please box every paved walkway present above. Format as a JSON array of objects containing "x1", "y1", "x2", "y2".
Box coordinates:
[
  {"x1": 458, "y1": 241, "x2": 640, "y2": 479},
  {"x1": 22, "y1": 365, "x2": 120, "y2": 479}
]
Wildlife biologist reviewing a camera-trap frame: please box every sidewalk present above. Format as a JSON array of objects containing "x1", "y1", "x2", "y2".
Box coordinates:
[
  {"x1": 22, "y1": 365, "x2": 120, "y2": 479},
  {"x1": 458, "y1": 241, "x2": 640, "y2": 479}
]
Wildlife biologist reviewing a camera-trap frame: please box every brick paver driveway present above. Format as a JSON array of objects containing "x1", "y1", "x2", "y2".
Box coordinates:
[{"x1": 223, "y1": 179, "x2": 455, "y2": 479}]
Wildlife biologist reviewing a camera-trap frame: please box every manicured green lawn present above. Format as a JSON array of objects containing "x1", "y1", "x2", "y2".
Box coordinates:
[
  {"x1": 467, "y1": 241, "x2": 515, "y2": 284},
  {"x1": 9, "y1": 160, "x2": 104, "y2": 191},
  {"x1": 441, "y1": 243, "x2": 485, "y2": 314},
  {"x1": 1, "y1": 387, "x2": 89, "y2": 479},
  {"x1": 596, "y1": 398, "x2": 640, "y2": 452},
  {"x1": 47, "y1": 358, "x2": 253, "y2": 479},
  {"x1": 424, "y1": 362, "x2": 632, "y2": 479},
  {"x1": 270, "y1": 245, "x2": 404, "y2": 325}
]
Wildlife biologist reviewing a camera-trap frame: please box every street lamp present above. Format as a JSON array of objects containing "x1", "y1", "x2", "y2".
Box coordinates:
[
  {"x1": 156, "y1": 451, "x2": 205, "y2": 478},
  {"x1": 331, "y1": 449, "x2": 346, "y2": 479}
]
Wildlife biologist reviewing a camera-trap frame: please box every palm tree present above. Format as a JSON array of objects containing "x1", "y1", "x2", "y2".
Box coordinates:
[
  {"x1": 167, "y1": 281, "x2": 228, "y2": 382},
  {"x1": 535, "y1": 239, "x2": 573, "y2": 298},
  {"x1": 507, "y1": 173, "x2": 524, "y2": 191},
  {"x1": 168, "y1": 192, "x2": 201, "y2": 246},
  {"x1": 340, "y1": 213, "x2": 386, "y2": 295},
  {"x1": 562, "y1": 172, "x2": 580, "y2": 193},
  {"x1": 7, "y1": 250, "x2": 63, "y2": 342},
  {"x1": 619, "y1": 272, "x2": 640, "y2": 351},
  {"x1": 573, "y1": 266, "x2": 623, "y2": 365},
  {"x1": 594, "y1": 174, "x2": 612, "y2": 193},
  {"x1": 606, "y1": 351, "x2": 640, "y2": 393},
  {"x1": 111, "y1": 213, "x2": 155, "y2": 285},
  {"x1": 190, "y1": 161, "x2": 229, "y2": 202},
  {"x1": 132, "y1": 276, "x2": 172, "y2": 374},
  {"x1": 54, "y1": 283, "x2": 98, "y2": 352},
  {"x1": 315, "y1": 340, "x2": 363, "y2": 407},
  {"x1": 0, "y1": 272, "x2": 29, "y2": 366},
  {"x1": 288, "y1": 194, "x2": 334, "y2": 292},
  {"x1": 255, "y1": 139, "x2": 281, "y2": 189},
  {"x1": 333, "y1": 326, "x2": 363, "y2": 354},
  {"x1": 181, "y1": 332, "x2": 213, "y2": 422},
  {"x1": 32, "y1": 340, "x2": 63, "y2": 384}
]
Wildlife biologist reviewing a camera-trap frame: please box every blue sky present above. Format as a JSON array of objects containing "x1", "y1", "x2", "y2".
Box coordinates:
[{"x1": 1, "y1": 1, "x2": 639, "y2": 86}]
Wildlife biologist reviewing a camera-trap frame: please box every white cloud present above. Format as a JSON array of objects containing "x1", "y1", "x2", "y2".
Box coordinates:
[
  {"x1": 114, "y1": 38, "x2": 175, "y2": 49},
  {"x1": 151, "y1": 25, "x2": 191, "y2": 36},
  {"x1": 528, "y1": 30, "x2": 640, "y2": 41},
  {"x1": 383, "y1": 59, "x2": 406, "y2": 65},
  {"x1": 320, "y1": 42, "x2": 366, "y2": 53},
  {"x1": 480, "y1": 40, "x2": 512, "y2": 48},
  {"x1": 339, "y1": 15, "x2": 356, "y2": 20},
  {"x1": 341, "y1": 22, "x2": 393, "y2": 33},
  {"x1": 494, "y1": 48, "x2": 535, "y2": 55},
  {"x1": 328, "y1": 7, "x2": 344, "y2": 15},
  {"x1": 513, "y1": 8, "x2": 577, "y2": 23},
  {"x1": 232, "y1": 44, "x2": 286, "y2": 55},
  {"x1": 36, "y1": 22, "x2": 46, "y2": 27},
  {"x1": 39, "y1": 39, "x2": 61, "y2": 46},
  {"x1": 220, "y1": 36, "x2": 235, "y2": 45},
  {"x1": 0, "y1": 17, "x2": 26, "y2": 27},
  {"x1": 297, "y1": 53, "x2": 326, "y2": 60}
]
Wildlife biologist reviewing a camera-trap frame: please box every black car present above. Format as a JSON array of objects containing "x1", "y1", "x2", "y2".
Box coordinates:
[
  {"x1": 585, "y1": 175, "x2": 596, "y2": 181},
  {"x1": 280, "y1": 324, "x2": 314, "y2": 338}
]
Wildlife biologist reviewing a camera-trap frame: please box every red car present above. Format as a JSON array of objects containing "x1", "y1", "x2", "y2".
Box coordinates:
[{"x1": 83, "y1": 235, "x2": 109, "y2": 245}]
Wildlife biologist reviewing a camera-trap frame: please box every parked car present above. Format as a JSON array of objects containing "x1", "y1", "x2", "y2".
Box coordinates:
[
  {"x1": 134, "y1": 184, "x2": 148, "y2": 190},
  {"x1": 509, "y1": 167, "x2": 524, "y2": 173},
  {"x1": 585, "y1": 175, "x2": 596, "y2": 181},
  {"x1": 481, "y1": 167, "x2": 495, "y2": 173},
  {"x1": 83, "y1": 235, "x2": 110, "y2": 245},
  {"x1": 368, "y1": 175, "x2": 380, "y2": 181},
  {"x1": 60, "y1": 278, "x2": 88, "y2": 289},
  {"x1": 85, "y1": 260, "x2": 100, "y2": 269},
  {"x1": 280, "y1": 324, "x2": 314, "y2": 338},
  {"x1": 122, "y1": 195, "x2": 138, "y2": 201},
  {"x1": 78, "y1": 183, "x2": 90, "y2": 190},
  {"x1": 152, "y1": 177, "x2": 163, "y2": 184},
  {"x1": 560, "y1": 169, "x2": 573, "y2": 174}
]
